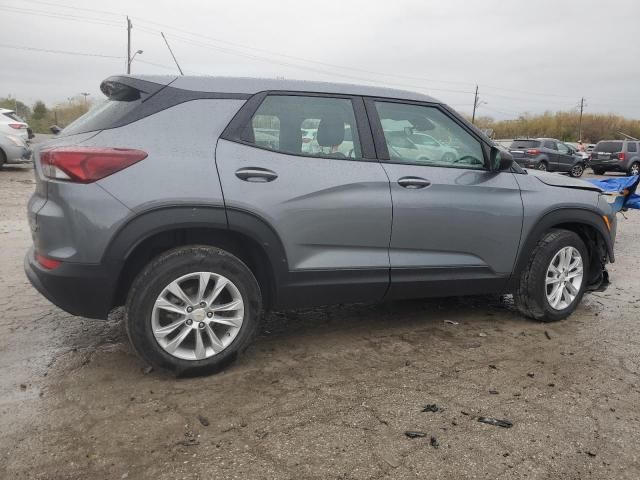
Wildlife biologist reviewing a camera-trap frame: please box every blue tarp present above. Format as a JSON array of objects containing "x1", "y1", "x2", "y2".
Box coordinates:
[{"x1": 587, "y1": 175, "x2": 640, "y2": 211}]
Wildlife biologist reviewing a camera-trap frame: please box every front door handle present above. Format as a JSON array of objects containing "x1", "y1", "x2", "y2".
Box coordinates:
[
  {"x1": 397, "y1": 176, "x2": 431, "y2": 189},
  {"x1": 235, "y1": 167, "x2": 278, "y2": 183}
]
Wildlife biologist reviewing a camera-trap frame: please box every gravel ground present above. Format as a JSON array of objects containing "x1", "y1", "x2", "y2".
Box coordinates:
[{"x1": 1, "y1": 165, "x2": 639, "y2": 479}]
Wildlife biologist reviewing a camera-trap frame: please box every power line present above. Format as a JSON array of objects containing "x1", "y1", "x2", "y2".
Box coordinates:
[
  {"x1": 0, "y1": 43, "x2": 122, "y2": 59},
  {"x1": 0, "y1": 4, "x2": 121, "y2": 28}
]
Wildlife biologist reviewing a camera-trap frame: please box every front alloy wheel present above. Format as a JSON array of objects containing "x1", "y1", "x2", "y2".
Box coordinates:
[
  {"x1": 570, "y1": 164, "x2": 584, "y2": 177},
  {"x1": 629, "y1": 162, "x2": 640, "y2": 176},
  {"x1": 545, "y1": 246, "x2": 584, "y2": 310}
]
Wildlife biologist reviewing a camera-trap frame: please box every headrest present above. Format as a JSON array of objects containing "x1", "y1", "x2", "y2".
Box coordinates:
[{"x1": 317, "y1": 116, "x2": 345, "y2": 147}]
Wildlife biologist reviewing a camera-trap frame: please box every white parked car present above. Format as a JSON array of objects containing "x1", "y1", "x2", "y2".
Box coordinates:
[{"x1": 0, "y1": 108, "x2": 32, "y2": 166}]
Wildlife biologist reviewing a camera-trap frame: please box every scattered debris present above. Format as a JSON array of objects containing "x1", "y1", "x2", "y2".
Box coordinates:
[
  {"x1": 527, "y1": 373, "x2": 535, "y2": 378},
  {"x1": 460, "y1": 411, "x2": 470, "y2": 416},
  {"x1": 175, "y1": 438, "x2": 200, "y2": 447},
  {"x1": 197, "y1": 415, "x2": 209, "y2": 427},
  {"x1": 478, "y1": 417, "x2": 513, "y2": 428},
  {"x1": 405, "y1": 360, "x2": 411, "y2": 366},
  {"x1": 479, "y1": 332, "x2": 488, "y2": 337},
  {"x1": 142, "y1": 366, "x2": 154, "y2": 375},
  {"x1": 544, "y1": 331, "x2": 552, "y2": 340},
  {"x1": 586, "y1": 451, "x2": 597, "y2": 457},
  {"x1": 421, "y1": 404, "x2": 439, "y2": 413},
  {"x1": 489, "y1": 389, "x2": 499, "y2": 395},
  {"x1": 444, "y1": 320, "x2": 459, "y2": 325},
  {"x1": 430, "y1": 436, "x2": 439, "y2": 448},
  {"x1": 404, "y1": 431, "x2": 427, "y2": 439},
  {"x1": 489, "y1": 364, "x2": 497, "y2": 370},
  {"x1": 19, "y1": 383, "x2": 27, "y2": 391},
  {"x1": 548, "y1": 383, "x2": 555, "y2": 387}
]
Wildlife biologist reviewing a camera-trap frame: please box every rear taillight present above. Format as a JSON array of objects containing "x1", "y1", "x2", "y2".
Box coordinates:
[
  {"x1": 9, "y1": 123, "x2": 26, "y2": 129},
  {"x1": 40, "y1": 147, "x2": 148, "y2": 183},
  {"x1": 526, "y1": 149, "x2": 540, "y2": 156},
  {"x1": 35, "y1": 253, "x2": 61, "y2": 270},
  {"x1": 617, "y1": 152, "x2": 626, "y2": 161}
]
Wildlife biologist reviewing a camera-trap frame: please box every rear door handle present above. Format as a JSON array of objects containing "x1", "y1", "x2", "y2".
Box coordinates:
[
  {"x1": 397, "y1": 176, "x2": 431, "y2": 189},
  {"x1": 235, "y1": 167, "x2": 278, "y2": 182}
]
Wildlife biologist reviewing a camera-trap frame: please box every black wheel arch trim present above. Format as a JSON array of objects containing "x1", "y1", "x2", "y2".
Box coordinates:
[
  {"x1": 510, "y1": 207, "x2": 614, "y2": 285},
  {"x1": 102, "y1": 204, "x2": 290, "y2": 307}
]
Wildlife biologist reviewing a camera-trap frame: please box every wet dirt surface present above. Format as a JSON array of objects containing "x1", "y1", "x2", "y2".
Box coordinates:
[{"x1": 1, "y1": 165, "x2": 639, "y2": 479}]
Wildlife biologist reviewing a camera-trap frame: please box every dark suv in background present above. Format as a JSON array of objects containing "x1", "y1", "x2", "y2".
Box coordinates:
[
  {"x1": 509, "y1": 138, "x2": 586, "y2": 177},
  {"x1": 590, "y1": 140, "x2": 640, "y2": 176}
]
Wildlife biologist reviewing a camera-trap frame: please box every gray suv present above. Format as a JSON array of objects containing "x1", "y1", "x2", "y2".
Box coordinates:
[
  {"x1": 509, "y1": 138, "x2": 586, "y2": 177},
  {"x1": 590, "y1": 140, "x2": 640, "y2": 176},
  {"x1": 25, "y1": 75, "x2": 616, "y2": 375}
]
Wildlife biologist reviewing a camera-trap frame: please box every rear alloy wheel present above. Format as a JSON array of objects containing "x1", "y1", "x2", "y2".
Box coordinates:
[
  {"x1": 514, "y1": 229, "x2": 588, "y2": 322},
  {"x1": 569, "y1": 163, "x2": 584, "y2": 178},
  {"x1": 125, "y1": 246, "x2": 262, "y2": 375},
  {"x1": 537, "y1": 162, "x2": 548, "y2": 171},
  {"x1": 628, "y1": 162, "x2": 640, "y2": 176}
]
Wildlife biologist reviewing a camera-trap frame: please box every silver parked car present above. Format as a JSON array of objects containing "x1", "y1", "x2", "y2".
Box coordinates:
[
  {"x1": 0, "y1": 108, "x2": 31, "y2": 166},
  {"x1": 25, "y1": 75, "x2": 616, "y2": 375}
]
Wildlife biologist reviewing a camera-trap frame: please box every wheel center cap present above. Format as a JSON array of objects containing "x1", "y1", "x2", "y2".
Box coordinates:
[{"x1": 192, "y1": 309, "x2": 206, "y2": 322}]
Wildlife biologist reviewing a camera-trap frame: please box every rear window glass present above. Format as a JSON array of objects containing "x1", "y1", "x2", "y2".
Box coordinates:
[
  {"x1": 61, "y1": 98, "x2": 142, "y2": 136},
  {"x1": 510, "y1": 140, "x2": 540, "y2": 149},
  {"x1": 595, "y1": 141, "x2": 623, "y2": 153},
  {"x1": 627, "y1": 142, "x2": 637, "y2": 153},
  {"x1": 3, "y1": 111, "x2": 23, "y2": 122}
]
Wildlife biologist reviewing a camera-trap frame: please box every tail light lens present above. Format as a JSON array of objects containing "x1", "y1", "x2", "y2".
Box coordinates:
[
  {"x1": 9, "y1": 123, "x2": 27, "y2": 129},
  {"x1": 35, "y1": 253, "x2": 61, "y2": 270},
  {"x1": 40, "y1": 147, "x2": 148, "y2": 183},
  {"x1": 617, "y1": 152, "x2": 626, "y2": 161},
  {"x1": 526, "y1": 149, "x2": 540, "y2": 156}
]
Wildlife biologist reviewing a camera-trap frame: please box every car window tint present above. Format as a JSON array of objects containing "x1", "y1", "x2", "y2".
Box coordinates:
[
  {"x1": 627, "y1": 142, "x2": 637, "y2": 153},
  {"x1": 374, "y1": 101, "x2": 485, "y2": 169},
  {"x1": 557, "y1": 143, "x2": 569, "y2": 154},
  {"x1": 242, "y1": 95, "x2": 362, "y2": 159},
  {"x1": 510, "y1": 140, "x2": 540, "y2": 149},
  {"x1": 595, "y1": 141, "x2": 623, "y2": 153},
  {"x1": 543, "y1": 140, "x2": 556, "y2": 150}
]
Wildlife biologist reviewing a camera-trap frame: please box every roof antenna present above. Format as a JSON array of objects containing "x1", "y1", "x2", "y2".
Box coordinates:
[{"x1": 160, "y1": 32, "x2": 184, "y2": 75}]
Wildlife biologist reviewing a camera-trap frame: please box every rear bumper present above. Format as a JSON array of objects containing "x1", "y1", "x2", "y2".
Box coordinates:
[
  {"x1": 2, "y1": 144, "x2": 31, "y2": 163},
  {"x1": 514, "y1": 158, "x2": 542, "y2": 169},
  {"x1": 590, "y1": 159, "x2": 626, "y2": 171},
  {"x1": 24, "y1": 247, "x2": 116, "y2": 319}
]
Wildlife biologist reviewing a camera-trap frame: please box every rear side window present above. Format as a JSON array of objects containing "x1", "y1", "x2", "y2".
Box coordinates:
[
  {"x1": 62, "y1": 98, "x2": 142, "y2": 136},
  {"x1": 509, "y1": 140, "x2": 540, "y2": 149},
  {"x1": 627, "y1": 142, "x2": 637, "y2": 153},
  {"x1": 242, "y1": 95, "x2": 362, "y2": 159},
  {"x1": 543, "y1": 140, "x2": 557, "y2": 150},
  {"x1": 596, "y1": 141, "x2": 623, "y2": 153}
]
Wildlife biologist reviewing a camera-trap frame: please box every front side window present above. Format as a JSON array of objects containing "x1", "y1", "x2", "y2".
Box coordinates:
[
  {"x1": 242, "y1": 95, "x2": 362, "y2": 159},
  {"x1": 374, "y1": 101, "x2": 485, "y2": 169},
  {"x1": 557, "y1": 143, "x2": 570, "y2": 154},
  {"x1": 543, "y1": 140, "x2": 557, "y2": 150}
]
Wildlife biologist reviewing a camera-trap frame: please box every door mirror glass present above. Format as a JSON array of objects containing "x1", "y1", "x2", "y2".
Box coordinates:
[{"x1": 49, "y1": 125, "x2": 61, "y2": 135}]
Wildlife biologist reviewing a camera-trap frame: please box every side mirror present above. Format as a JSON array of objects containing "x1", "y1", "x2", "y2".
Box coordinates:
[
  {"x1": 490, "y1": 146, "x2": 513, "y2": 171},
  {"x1": 49, "y1": 125, "x2": 61, "y2": 135}
]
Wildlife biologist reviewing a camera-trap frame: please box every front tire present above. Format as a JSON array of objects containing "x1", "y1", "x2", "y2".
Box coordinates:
[
  {"x1": 125, "y1": 246, "x2": 262, "y2": 376},
  {"x1": 569, "y1": 163, "x2": 585, "y2": 178},
  {"x1": 514, "y1": 229, "x2": 588, "y2": 322}
]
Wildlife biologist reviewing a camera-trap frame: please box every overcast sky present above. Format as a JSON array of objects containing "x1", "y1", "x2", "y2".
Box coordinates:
[{"x1": 1, "y1": 0, "x2": 639, "y2": 119}]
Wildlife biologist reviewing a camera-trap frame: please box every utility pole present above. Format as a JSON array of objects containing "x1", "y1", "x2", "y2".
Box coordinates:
[
  {"x1": 472, "y1": 85, "x2": 479, "y2": 124},
  {"x1": 578, "y1": 97, "x2": 585, "y2": 142},
  {"x1": 126, "y1": 16, "x2": 132, "y2": 74},
  {"x1": 80, "y1": 92, "x2": 90, "y2": 107}
]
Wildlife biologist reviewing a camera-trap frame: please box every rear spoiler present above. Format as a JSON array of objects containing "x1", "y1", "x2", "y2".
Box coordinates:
[{"x1": 100, "y1": 75, "x2": 178, "y2": 102}]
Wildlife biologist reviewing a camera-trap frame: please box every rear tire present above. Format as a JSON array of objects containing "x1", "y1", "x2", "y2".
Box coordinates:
[
  {"x1": 628, "y1": 162, "x2": 640, "y2": 176},
  {"x1": 514, "y1": 229, "x2": 588, "y2": 322},
  {"x1": 592, "y1": 167, "x2": 605, "y2": 175},
  {"x1": 537, "y1": 161, "x2": 548, "y2": 171},
  {"x1": 125, "y1": 245, "x2": 262, "y2": 376}
]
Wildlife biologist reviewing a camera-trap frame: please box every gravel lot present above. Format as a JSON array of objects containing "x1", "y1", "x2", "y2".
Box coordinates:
[{"x1": 1, "y1": 164, "x2": 639, "y2": 479}]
